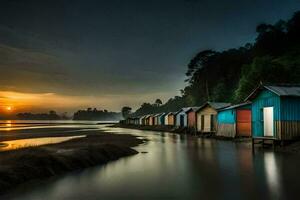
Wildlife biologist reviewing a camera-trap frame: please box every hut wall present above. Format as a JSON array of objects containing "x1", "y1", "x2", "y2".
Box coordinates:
[
  {"x1": 159, "y1": 115, "x2": 165, "y2": 125},
  {"x1": 175, "y1": 113, "x2": 180, "y2": 126},
  {"x1": 145, "y1": 117, "x2": 150, "y2": 125},
  {"x1": 130, "y1": 119, "x2": 134, "y2": 124},
  {"x1": 168, "y1": 115, "x2": 174, "y2": 126},
  {"x1": 279, "y1": 97, "x2": 300, "y2": 140},
  {"x1": 158, "y1": 116, "x2": 162, "y2": 125},
  {"x1": 142, "y1": 117, "x2": 147, "y2": 125},
  {"x1": 196, "y1": 106, "x2": 217, "y2": 132},
  {"x1": 139, "y1": 118, "x2": 143, "y2": 125},
  {"x1": 175, "y1": 111, "x2": 187, "y2": 127},
  {"x1": 165, "y1": 115, "x2": 169, "y2": 125},
  {"x1": 217, "y1": 109, "x2": 236, "y2": 137},
  {"x1": 154, "y1": 117, "x2": 158, "y2": 125},
  {"x1": 217, "y1": 124, "x2": 236, "y2": 137},
  {"x1": 149, "y1": 116, "x2": 154, "y2": 126},
  {"x1": 251, "y1": 90, "x2": 280, "y2": 138},
  {"x1": 158, "y1": 116, "x2": 161, "y2": 125},
  {"x1": 187, "y1": 111, "x2": 197, "y2": 128}
]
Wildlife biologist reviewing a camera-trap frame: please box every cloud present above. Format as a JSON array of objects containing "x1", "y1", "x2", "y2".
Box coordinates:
[
  {"x1": 0, "y1": 44, "x2": 70, "y2": 93},
  {"x1": 0, "y1": 44, "x2": 65, "y2": 74}
]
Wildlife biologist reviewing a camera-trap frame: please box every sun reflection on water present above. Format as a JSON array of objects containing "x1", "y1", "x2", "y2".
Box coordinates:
[
  {"x1": 5, "y1": 120, "x2": 12, "y2": 126},
  {"x1": 5, "y1": 120, "x2": 12, "y2": 131}
]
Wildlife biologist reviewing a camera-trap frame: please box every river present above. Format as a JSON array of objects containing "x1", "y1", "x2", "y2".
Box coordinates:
[{"x1": 3, "y1": 123, "x2": 300, "y2": 200}]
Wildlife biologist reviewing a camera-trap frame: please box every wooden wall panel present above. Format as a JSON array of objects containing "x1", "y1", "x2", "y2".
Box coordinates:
[{"x1": 217, "y1": 124, "x2": 236, "y2": 137}]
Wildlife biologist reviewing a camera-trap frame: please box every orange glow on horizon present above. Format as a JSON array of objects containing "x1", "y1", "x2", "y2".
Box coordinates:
[
  {"x1": 0, "y1": 90, "x2": 104, "y2": 113},
  {"x1": 0, "y1": 89, "x2": 165, "y2": 113}
]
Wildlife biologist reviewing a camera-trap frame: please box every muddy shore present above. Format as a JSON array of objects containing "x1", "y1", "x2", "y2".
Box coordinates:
[{"x1": 0, "y1": 132, "x2": 145, "y2": 194}]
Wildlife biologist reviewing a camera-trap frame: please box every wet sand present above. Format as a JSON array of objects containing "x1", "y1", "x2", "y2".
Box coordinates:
[
  {"x1": 0, "y1": 127, "x2": 95, "y2": 141},
  {"x1": 0, "y1": 127, "x2": 145, "y2": 194}
]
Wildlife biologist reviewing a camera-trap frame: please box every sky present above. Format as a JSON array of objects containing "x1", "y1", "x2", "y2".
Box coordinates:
[{"x1": 0, "y1": 0, "x2": 300, "y2": 114}]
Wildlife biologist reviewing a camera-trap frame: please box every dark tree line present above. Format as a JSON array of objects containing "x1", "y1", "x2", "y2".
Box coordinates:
[
  {"x1": 16, "y1": 111, "x2": 65, "y2": 120},
  {"x1": 73, "y1": 108, "x2": 122, "y2": 121},
  {"x1": 129, "y1": 11, "x2": 300, "y2": 117}
]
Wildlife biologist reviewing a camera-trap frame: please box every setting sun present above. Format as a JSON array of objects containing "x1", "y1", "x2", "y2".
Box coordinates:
[{"x1": 6, "y1": 106, "x2": 12, "y2": 111}]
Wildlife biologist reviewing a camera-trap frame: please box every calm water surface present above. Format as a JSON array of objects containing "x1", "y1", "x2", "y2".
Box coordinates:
[{"x1": 4, "y1": 124, "x2": 300, "y2": 200}]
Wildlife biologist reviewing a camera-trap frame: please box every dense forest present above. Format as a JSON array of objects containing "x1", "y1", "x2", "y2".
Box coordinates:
[
  {"x1": 73, "y1": 108, "x2": 122, "y2": 121},
  {"x1": 128, "y1": 11, "x2": 300, "y2": 117}
]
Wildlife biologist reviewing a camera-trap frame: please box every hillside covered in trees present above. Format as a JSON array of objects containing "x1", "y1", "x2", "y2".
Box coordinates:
[{"x1": 129, "y1": 11, "x2": 300, "y2": 117}]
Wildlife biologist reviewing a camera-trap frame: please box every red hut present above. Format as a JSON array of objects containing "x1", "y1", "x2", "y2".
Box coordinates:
[{"x1": 186, "y1": 107, "x2": 200, "y2": 130}]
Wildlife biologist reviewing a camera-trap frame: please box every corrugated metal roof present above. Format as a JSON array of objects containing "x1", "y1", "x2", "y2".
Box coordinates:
[
  {"x1": 208, "y1": 102, "x2": 231, "y2": 109},
  {"x1": 165, "y1": 112, "x2": 174, "y2": 116},
  {"x1": 153, "y1": 113, "x2": 164, "y2": 117},
  {"x1": 182, "y1": 107, "x2": 191, "y2": 112},
  {"x1": 245, "y1": 84, "x2": 300, "y2": 101},
  {"x1": 176, "y1": 107, "x2": 191, "y2": 114},
  {"x1": 185, "y1": 106, "x2": 201, "y2": 113},
  {"x1": 197, "y1": 102, "x2": 231, "y2": 112},
  {"x1": 218, "y1": 102, "x2": 251, "y2": 111},
  {"x1": 265, "y1": 85, "x2": 300, "y2": 97},
  {"x1": 159, "y1": 112, "x2": 166, "y2": 116}
]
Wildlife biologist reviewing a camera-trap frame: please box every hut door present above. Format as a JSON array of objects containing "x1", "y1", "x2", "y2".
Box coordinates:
[
  {"x1": 201, "y1": 115, "x2": 204, "y2": 130},
  {"x1": 180, "y1": 115, "x2": 184, "y2": 127},
  {"x1": 204, "y1": 115, "x2": 211, "y2": 132},
  {"x1": 263, "y1": 107, "x2": 274, "y2": 137},
  {"x1": 210, "y1": 115, "x2": 215, "y2": 131},
  {"x1": 237, "y1": 110, "x2": 251, "y2": 137}
]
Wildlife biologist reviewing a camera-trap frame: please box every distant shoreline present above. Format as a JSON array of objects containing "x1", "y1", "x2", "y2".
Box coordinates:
[{"x1": 0, "y1": 120, "x2": 118, "y2": 125}]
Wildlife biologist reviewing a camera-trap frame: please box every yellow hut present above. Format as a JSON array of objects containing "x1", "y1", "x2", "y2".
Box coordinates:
[{"x1": 196, "y1": 102, "x2": 230, "y2": 133}]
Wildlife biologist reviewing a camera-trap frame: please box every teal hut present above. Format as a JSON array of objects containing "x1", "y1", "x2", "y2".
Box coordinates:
[
  {"x1": 159, "y1": 113, "x2": 167, "y2": 125},
  {"x1": 246, "y1": 85, "x2": 300, "y2": 140},
  {"x1": 216, "y1": 102, "x2": 251, "y2": 138}
]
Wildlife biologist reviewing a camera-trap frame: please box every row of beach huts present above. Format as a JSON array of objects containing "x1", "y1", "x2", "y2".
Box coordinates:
[{"x1": 121, "y1": 85, "x2": 300, "y2": 142}]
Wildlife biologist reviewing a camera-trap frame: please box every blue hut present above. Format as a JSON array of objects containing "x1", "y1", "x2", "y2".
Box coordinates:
[
  {"x1": 158, "y1": 113, "x2": 167, "y2": 125},
  {"x1": 216, "y1": 102, "x2": 252, "y2": 138},
  {"x1": 175, "y1": 108, "x2": 190, "y2": 127},
  {"x1": 246, "y1": 85, "x2": 300, "y2": 140}
]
